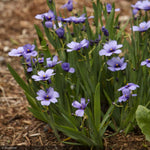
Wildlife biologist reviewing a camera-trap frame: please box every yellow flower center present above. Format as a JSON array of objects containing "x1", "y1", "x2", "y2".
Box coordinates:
[
  {"x1": 27, "y1": 49, "x2": 30, "y2": 51},
  {"x1": 43, "y1": 75, "x2": 46, "y2": 78},
  {"x1": 46, "y1": 95, "x2": 49, "y2": 100}
]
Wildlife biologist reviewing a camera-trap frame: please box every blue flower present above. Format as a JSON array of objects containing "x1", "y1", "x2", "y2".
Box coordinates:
[
  {"x1": 55, "y1": 27, "x2": 65, "y2": 38},
  {"x1": 35, "y1": 10, "x2": 55, "y2": 28},
  {"x1": 67, "y1": 39, "x2": 89, "y2": 52},
  {"x1": 107, "y1": 57, "x2": 127, "y2": 72},
  {"x1": 32, "y1": 69, "x2": 55, "y2": 81},
  {"x1": 99, "y1": 40, "x2": 122, "y2": 56},
  {"x1": 57, "y1": 14, "x2": 93, "y2": 24},
  {"x1": 140, "y1": 0, "x2": 150, "y2": 11},
  {"x1": 132, "y1": 21, "x2": 150, "y2": 32},
  {"x1": 57, "y1": 16, "x2": 72, "y2": 23},
  {"x1": 106, "y1": 3, "x2": 120, "y2": 14},
  {"x1": 23, "y1": 44, "x2": 37, "y2": 58},
  {"x1": 61, "y1": 62, "x2": 75, "y2": 73},
  {"x1": 36, "y1": 87, "x2": 59, "y2": 106},
  {"x1": 24, "y1": 57, "x2": 36, "y2": 72},
  {"x1": 46, "y1": 56, "x2": 62, "y2": 68},
  {"x1": 72, "y1": 98, "x2": 90, "y2": 117},
  {"x1": 141, "y1": 58, "x2": 150, "y2": 67},
  {"x1": 131, "y1": 1, "x2": 143, "y2": 10},
  {"x1": 131, "y1": 0, "x2": 150, "y2": 11},
  {"x1": 8, "y1": 47, "x2": 24, "y2": 57},
  {"x1": 38, "y1": 57, "x2": 44, "y2": 64},
  {"x1": 132, "y1": 8, "x2": 138, "y2": 15},
  {"x1": 118, "y1": 89, "x2": 137, "y2": 103},
  {"x1": 71, "y1": 14, "x2": 86, "y2": 24},
  {"x1": 61, "y1": 0, "x2": 74, "y2": 11},
  {"x1": 118, "y1": 83, "x2": 139, "y2": 92},
  {"x1": 8, "y1": 44, "x2": 37, "y2": 58},
  {"x1": 102, "y1": 26, "x2": 109, "y2": 36}
]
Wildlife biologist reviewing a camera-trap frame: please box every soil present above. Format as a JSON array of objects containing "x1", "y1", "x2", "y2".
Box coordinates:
[{"x1": 0, "y1": 0, "x2": 150, "y2": 149}]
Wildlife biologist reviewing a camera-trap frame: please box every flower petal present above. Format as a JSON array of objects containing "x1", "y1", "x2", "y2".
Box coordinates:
[
  {"x1": 80, "y1": 98, "x2": 86, "y2": 106},
  {"x1": 32, "y1": 75, "x2": 41, "y2": 81},
  {"x1": 141, "y1": 61, "x2": 147, "y2": 66},
  {"x1": 99, "y1": 49, "x2": 107, "y2": 56},
  {"x1": 72, "y1": 101, "x2": 81, "y2": 108},
  {"x1": 50, "y1": 98, "x2": 58, "y2": 103},
  {"x1": 41, "y1": 100, "x2": 51, "y2": 106},
  {"x1": 69, "y1": 68, "x2": 75, "y2": 73},
  {"x1": 75, "y1": 109, "x2": 84, "y2": 117}
]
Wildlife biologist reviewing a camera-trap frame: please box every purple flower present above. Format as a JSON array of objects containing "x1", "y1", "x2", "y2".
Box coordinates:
[
  {"x1": 80, "y1": 39, "x2": 89, "y2": 48},
  {"x1": 55, "y1": 27, "x2": 65, "y2": 38},
  {"x1": 102, "y1": 26, "x2": 109, "y2": 36},
  {"x1": 67, "y1": 39, "x2": 89, "y2": 52},
  {"x1": 132, "y1": 8, "x2": 138, "y2": 15},
  {"x1": 141, "y1": 58, "x2": 150, "y2": 67},
  {"x1": 38, "y1": 57, "x2": 44, "y2": 64},
  {"x1": 8, "y1": 47, "x2": 24, "y2": 57},
  {"x1": 61, "y1": 62, "x2": 75, "y2": 73},
  {"x1": 99, "y1": 40, "x2": 122, "y2": 56},
  {"x1": 118, "y1": 83, "x2": 139, "y2": 92},
  {"x1": 72, "y1": 98, "x2": 90, "y2": 117},
  {"x1": 71, "y1": 14, "x2": 86, "y2": 24},
  {"x1": 23, "y1": 44, "x2": 37, "y2": 58},
  {"x1": 57, "y1": 14, "x2": 92, "y2": 24},
  {"x1": 61, "y1": 0, "x2": 74, "y2": 11},
  {"x1": 118, "y1": 89, "x2": 137, "y2": 103},
  {"x1": 57, "y1": 16, "x2": 72, "y2": 23},
  {"x1": 24, "y1": 57, "x2": 36, "y2": 72},
  {"x1": 35, "y1": 10, "x2": 55, "y2": 28},
  {"x1": 132, "y1": 21, "x2": 150, "y2": 32},
  {"x1": 139, "y1": 0, "x2": 150, "y2": 11},
  {"x1": 107, "y1": 57, "x2": 127, "y2": 72},
  {"x1": 32, "y1": 69, "x2": 55, "y2": 81},
  {"x1": 132, "y1": 0, "x2": 150, "y2": 11},
  {"x1": 106, "y1": 3, "x2": 120, "y2": 14},
  {"x1": 46, "y1": 56, "x2": 62, "y2": 68},
  {"x1": 36, "y1": 87, "x2": 59, "y2": 106},
  {"x1": 131, "y1": 1, "x2": 143, "y2": 10}
]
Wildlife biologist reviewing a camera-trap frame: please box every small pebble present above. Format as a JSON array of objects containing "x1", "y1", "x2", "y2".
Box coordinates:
[{"x1": 3, "y1": 46, "x2": 9, "y2": 52}]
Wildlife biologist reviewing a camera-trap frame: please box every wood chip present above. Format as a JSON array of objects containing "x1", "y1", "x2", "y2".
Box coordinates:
[
  {"x1": 29, "y1": 133, "x2": 41, "y2": 137},
  {"x1": 22, "y1": 120, "x2": 32, "y2": 125}
]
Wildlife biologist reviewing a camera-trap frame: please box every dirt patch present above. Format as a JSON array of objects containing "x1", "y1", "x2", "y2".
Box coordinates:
[{"x1": 1, "y1": 0, "x2": 150, "y2": 149}]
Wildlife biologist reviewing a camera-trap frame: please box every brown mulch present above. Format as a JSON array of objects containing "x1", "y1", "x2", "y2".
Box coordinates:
[{"x1": 0, "y1": 0, "x2": 150, "y2": 149}]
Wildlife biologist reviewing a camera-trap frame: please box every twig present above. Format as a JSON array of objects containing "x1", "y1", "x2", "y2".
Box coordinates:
[
  {"x1": 25, "y1": 135, "x2": 31, "y2": 145},
  {"x1": 31, "y1": 122, "x2": 44, "y2": 132},
  {"x1": 39, "y1": 136, "x2": 43, "y2": 146},
  {"x1": 11, "y1": 130, "x2": 24, "y2": 145}
]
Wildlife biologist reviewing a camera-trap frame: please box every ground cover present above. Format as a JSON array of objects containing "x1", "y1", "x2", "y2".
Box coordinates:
[{"x1": 0, "y1": 0, "x2": 150, "y2": 149}]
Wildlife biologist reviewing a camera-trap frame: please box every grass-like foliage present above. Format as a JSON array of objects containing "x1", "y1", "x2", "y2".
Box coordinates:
[{"x1": 8, "y1": 0, "x2": 150, "y2": 149}]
